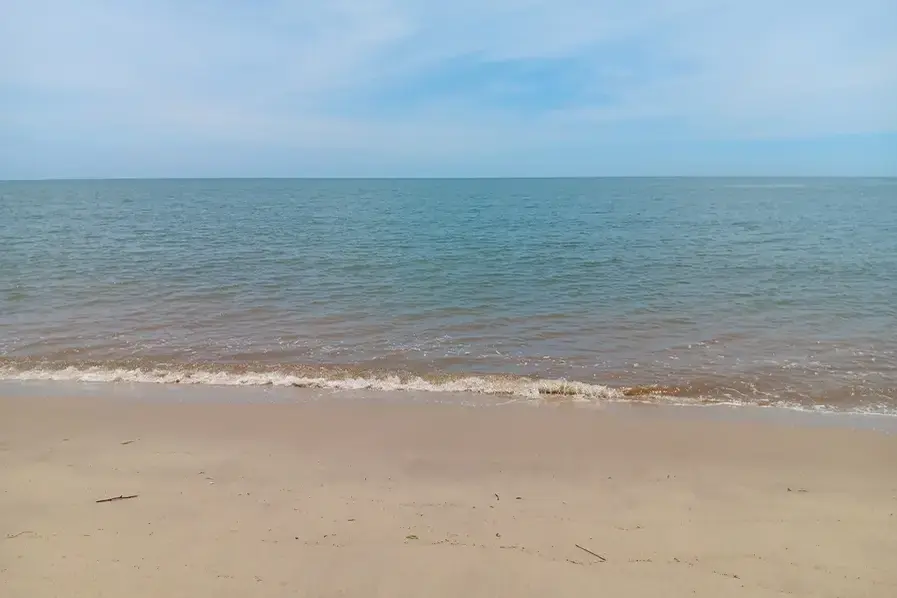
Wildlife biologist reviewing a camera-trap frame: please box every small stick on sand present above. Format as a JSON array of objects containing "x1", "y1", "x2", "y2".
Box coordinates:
[
  {"x1": 96, "y1": 494, "x2": 138, "y2": 504},
  {"x1": 575, "y1": 544, "x2": 607, "y2": 562}
]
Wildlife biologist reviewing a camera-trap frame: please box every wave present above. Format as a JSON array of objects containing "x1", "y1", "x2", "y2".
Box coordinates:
[
  {"x1": 1, "y1": 358, "x2": 894, "y2": 416},
  {"x1": 0, "y1": 358, "x2": 692, "y2": 401},
  {"x1": 0, "y1": 359, "x2": 630, "y2": 399}
]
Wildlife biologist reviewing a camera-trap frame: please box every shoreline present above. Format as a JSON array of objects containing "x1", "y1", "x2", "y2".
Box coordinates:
[
  {"x1": 1, "y1": 379, "x2": 896, "y2": 433},
  {"x1": 3, "y1": 390, "x2": 897, "y2": 596},
  {"x1": 3, "y1": 356, "x2": 896, "y2": 417}
]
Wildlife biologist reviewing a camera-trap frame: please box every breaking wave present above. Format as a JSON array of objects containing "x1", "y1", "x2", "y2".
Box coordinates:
[
  {"x1": 1, "y1": 358, "x2": 894, "y2": 416},
  {"x1": 0, "y1": 358, "x2": 683, "y2": 402}
]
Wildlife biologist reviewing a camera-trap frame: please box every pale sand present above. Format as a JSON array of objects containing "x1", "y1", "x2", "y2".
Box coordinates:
[{"x1": 2, "y1": 395, "x2": 896, "y2": 597}]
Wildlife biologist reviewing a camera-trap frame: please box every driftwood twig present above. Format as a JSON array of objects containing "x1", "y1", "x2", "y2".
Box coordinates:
[
  {"x1": 96, "y1": 494, "x2": 138, "y2": 504},
  {"x1": 575, "y1": 544, "x2": 607, "y2": 562}
]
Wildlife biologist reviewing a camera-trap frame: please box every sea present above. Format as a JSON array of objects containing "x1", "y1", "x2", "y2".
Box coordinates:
[{"x1": 2, "y1": 178, "x2": 896, "y2": 415}]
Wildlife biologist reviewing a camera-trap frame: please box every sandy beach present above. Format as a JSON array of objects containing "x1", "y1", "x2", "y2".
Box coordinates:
[{"x1": 2, "y1": 392, "x2": 896, "y2": 597}]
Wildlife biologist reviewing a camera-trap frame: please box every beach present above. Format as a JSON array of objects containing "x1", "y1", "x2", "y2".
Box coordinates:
[{"x1": 2, "y1": 390, "x2": 896, "y2": 597}]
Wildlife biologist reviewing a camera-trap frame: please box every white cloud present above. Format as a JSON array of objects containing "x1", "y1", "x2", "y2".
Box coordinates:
[{"x1": 2, "y1": 0, "x2": 896, "y2": 175}]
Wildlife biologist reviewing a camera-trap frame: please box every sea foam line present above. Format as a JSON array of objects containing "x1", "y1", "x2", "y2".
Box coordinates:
[
  {"x1": 4, "y1": 361, "x2": 893, "y2": 416},
  {"x1": 0, "y1": 362, "x2": 630, "y2": 401}
]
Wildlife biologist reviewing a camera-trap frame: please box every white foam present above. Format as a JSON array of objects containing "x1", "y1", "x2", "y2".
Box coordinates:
[
  {"x1": 4, "y1": 362, "x2": 893, "y2": 416},
  {"x1": 0, "y1": 363, "x2": 627, "y2": 401}
]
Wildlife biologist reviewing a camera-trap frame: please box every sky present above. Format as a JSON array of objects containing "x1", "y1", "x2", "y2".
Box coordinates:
[{"x1": 1, "y1": 0, "x2": 896, "y2": 178}]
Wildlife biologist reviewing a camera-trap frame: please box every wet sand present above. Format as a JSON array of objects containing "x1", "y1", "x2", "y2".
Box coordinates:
[{"x1": 2, "y1": 393, "x2": 896, "y2": 597}]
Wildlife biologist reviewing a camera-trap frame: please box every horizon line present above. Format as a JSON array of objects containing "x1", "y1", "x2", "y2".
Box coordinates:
[{"x1": 3, "y1": 174, "x2": 895, "y2": 183}]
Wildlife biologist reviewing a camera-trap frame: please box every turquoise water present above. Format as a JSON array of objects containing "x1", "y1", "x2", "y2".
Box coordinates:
[{"x1": 2, "y1": 178, "x2": 896, "y2": 413}]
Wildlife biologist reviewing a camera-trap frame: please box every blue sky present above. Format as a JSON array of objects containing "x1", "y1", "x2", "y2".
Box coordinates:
[{"x1": 2, "y1": 0, "x2": 896, "y2": 178}]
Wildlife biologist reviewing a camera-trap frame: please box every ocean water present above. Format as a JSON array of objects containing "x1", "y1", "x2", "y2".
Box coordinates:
[{"x1": 1, "y1": 178, "x2": 896, "y2": 414}]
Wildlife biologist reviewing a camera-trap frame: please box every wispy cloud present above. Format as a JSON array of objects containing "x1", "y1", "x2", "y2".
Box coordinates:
[{"x1": 2, "y1": 0, "x2": 896, "y2": 177}]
